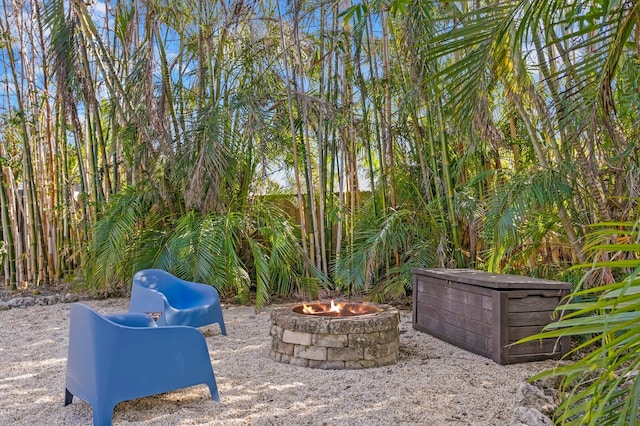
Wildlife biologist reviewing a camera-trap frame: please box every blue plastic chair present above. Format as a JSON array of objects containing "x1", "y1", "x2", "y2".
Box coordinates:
[
  {"x1": 64, "y1": 303, "x2": 220, "y2": 426},
  {"x1": 128, "y1": 269, "x2": 227, "y2": 335}
]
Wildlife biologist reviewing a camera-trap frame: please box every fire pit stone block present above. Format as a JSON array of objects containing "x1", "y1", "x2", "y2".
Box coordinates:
[
  {"x1": 295, "y1": 345, "x2": 327, "y2": 360},
  {"x1": 271, "y1": 339, "x2": 294, "y2": 356},
  {"x1": 289, "y1": 357, "x2": 309, "y2": 367},
  {"x1": 282, "y1": 330, "x2": 312, "y2": 346},
  {"x1": 269, "y1": 325, "x2": 283, "y2": 339},
  {"x1": 346, "y1": 359, "x2": 377, "y2": 369},
  {"x1": 328, "y1": 347, "x2": 364, "y2": 361},
  {"x1": 310, "y1": 360, "x2": 345, "y2": 369},
  {"x1": 364, "y1": 340, "x2": 398, "y2": 360},
  {"x1": 312, "y1": 333, "x2": 348, "y2": 347},
  {"x1": 295, "y1": 319, "x2": 332, "y2": 334},
  {"x1": 269, "y1": 303, "x2": 400, "y2": 369}
]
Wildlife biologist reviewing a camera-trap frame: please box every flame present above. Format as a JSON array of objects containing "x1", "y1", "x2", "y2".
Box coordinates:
[
  {"x1": 302, "y1": 299, "x2": 348, "y2": 315},
  {"x1": 302, "y1": 303, "x2": 318, "y2": 314}
]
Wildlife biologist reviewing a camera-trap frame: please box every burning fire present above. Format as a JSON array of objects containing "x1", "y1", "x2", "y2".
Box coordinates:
[
  {"x1": 300, "y1": 300, "x2": 376, "y2": 317},
  {"x1": 302, "y1": 299, "x2": 344, "y2": 315}
]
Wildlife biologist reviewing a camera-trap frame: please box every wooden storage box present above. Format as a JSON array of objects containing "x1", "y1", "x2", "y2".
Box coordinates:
[{"x1": 412, "y1": 268, "x2": 572, "y2": 365}]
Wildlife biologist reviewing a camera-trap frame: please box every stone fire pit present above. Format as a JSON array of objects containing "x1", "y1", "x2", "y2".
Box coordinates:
[{"x1": 269, "y1": 302, "x2": 400, "y2": 369}]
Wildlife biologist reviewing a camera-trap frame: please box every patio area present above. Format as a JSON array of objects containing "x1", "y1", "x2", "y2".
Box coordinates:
[{"x1": 0, "y1": 298, "x2": 555, "y2": 425}]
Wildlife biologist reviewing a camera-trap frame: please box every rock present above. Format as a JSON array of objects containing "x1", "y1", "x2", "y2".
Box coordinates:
[
  {"x1": 7, "y1": 297, "x2": 35, "y2": 307},
  {"x1": 516, "y1": 383, "x2": 556, "y2": 415},
  {"x1": 61, "y1": 293, "x2": 80, "y2": 303},
  {"x1": 45, "y1": 295, "x2": 60, "y2": 305},
  {"x1": 35, "y1": 295, "x2": 59, "y2": 306},
  {"x1": 509, "y1": 406, "x2": 552, "y2": 426},
  {"x1": 534, "y1": 376, "x2": 563, "y2": 398},
  {"x1": 200, "y1": 324, "x2": 222, "y2": 337},
  {"x1": 22, "y1": 296, "x2": 36, "y2": 307},
  {"x1": 0, "y1": 301, "x2": 10, "y2": 311}
]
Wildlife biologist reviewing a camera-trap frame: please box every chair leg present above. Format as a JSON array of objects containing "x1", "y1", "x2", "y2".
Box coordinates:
[
  {"x1": 64, "y1": 388, "x2": 73, "y2": 406},
  {"x1": 92, "y1": 403, "x2": 115, "y2": 426},
  {"x1": 219, "y1": 320, "x2": 227, "y2": 336},
  {"x1": 208, "y1": 382, "x2": 221, "y2": 403}
]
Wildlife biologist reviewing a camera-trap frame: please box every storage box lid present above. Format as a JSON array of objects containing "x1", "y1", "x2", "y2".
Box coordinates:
[{"x1": 412, "y1": 268, "x2": 572, "y2": 290}]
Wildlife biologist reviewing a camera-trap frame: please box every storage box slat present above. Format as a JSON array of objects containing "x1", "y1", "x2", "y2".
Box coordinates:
[
  {"x1": 416, "y1": 292, "x2": 493, "y2": 323},
  {"x1": 416, "y1": 304, "x2": 493, "y2": 337}
]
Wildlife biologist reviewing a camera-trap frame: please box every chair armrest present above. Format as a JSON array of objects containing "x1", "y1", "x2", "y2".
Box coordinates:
[
  {"x1": 129, "y1": 285, "x2": 169, "y2": 312},
  {"x1": 108, "y1": 325, "x2": 214, "y2": 399},
  {"x1": 114, "y1": 326, "x2": 210, "y2": 365},
  {"x1": 106, "y1": 313, "x2": 158, "y2": 328},
  {"x1": 182, "y1": 280, "x2": 221, "y2": 302}
]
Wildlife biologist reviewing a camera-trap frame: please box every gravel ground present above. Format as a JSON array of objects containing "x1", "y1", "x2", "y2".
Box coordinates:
[{"x1": 0, "y1": 298, "x2": 557, "y2": 425}]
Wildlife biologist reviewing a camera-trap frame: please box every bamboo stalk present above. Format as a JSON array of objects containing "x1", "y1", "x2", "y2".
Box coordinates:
[
  {"x1": 436, "y1": 99, "x2": 464, "y2": 267},
  {"x1": 292, "y1": 1, "x2": 322, "y2": 271},
  {"x1": 276, "y1": 0, "x2": 310, "y2": 271}
]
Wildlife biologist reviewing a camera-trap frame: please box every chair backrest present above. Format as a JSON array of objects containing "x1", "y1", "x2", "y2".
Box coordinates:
[
  {"x1": 66, "y1": 304, "x2": 119, "y2": 397},
  {"x1": 133, "y1": 269, "x2": 184, "y2": 304},
  {"x1": 131, "y1": 268, "x2": 225, "y2": 330}
]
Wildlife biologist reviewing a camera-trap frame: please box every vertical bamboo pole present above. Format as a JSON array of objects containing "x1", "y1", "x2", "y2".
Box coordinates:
[
  {"x1": 436, "y1": 100, "x2": 464, "y2": 267},
  {"x1": 292, "y1": 0, "x2": 322, "y2": 271},
  {"x1": 0, "y1": 148, "x2": 17, "y2": 289},
  {"x1": 276, "y1": 0, "x2": 310, "y2": 271}
]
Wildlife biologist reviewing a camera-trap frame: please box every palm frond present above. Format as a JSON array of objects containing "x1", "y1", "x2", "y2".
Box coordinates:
[
  {"x1": 88, "y1": 185, "x2": 155, "y2": 288},
  {"x1": 415, "y1": 0, "x2": 638, "y2": 142},
  {"x1": 516, "y1": 220, "x2": 640, "y2": 425},
  {"x1": 153, "y1": 210, "x2": 249, "y2": 296},
  {"x1": 334, "y1": 207, "x2": 436, "y2": 299},
  {"x1": 247, "y1": 237, "x2": 270, "y2": 307},
  {"x1": 417, "y1": 2, "x2": 515, "y2": 124},
  {"x1": 251, "y1": 199, "x2": 324, "y2": 298},
  {"x1": 484, "y1": 168, "x2": 573, "y2": 271},
  {"x1": 177, "y1": 104, "x2": 233, "y2": 213}
]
